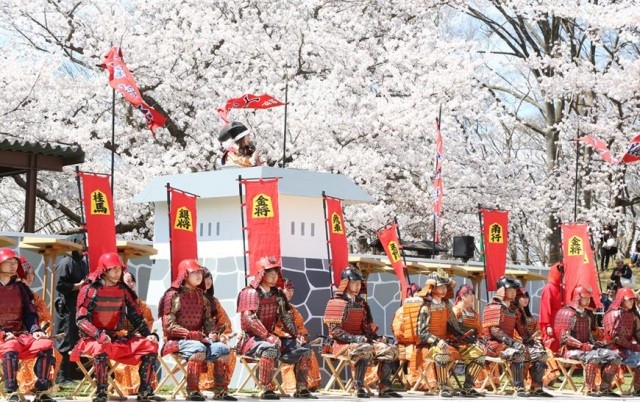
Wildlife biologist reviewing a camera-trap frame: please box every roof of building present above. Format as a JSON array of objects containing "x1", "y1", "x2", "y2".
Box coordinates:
[
  {"x1": 0, "y1": 137, "x2": 84, "y2": 176},
  {"x1": 133, "y1": 166, "x2": 374, "y2": 204}
]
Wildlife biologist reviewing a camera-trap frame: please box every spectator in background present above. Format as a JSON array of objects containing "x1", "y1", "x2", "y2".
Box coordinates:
[
  {"x1": 601, "y1": 282, "x2": 620, "y2": 313},
  {"x1": 600, "y1": 225, "x2": 618, "y2": 271},
  {"x1": 631, "y1": 240, "x2": 640, "y2": 267},
  {"x1": 610, "y1": 258, "x2": 632, "y2": 288}
]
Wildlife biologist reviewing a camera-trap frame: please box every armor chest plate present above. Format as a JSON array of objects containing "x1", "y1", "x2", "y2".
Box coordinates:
[
  {"x1": 523, "y1": 315, "x2": 538, "y2": 337},
  {"x1": 257, "y1": 294, "x2": 279, "y2": 332},
  {"x1": 572, "y1": 312, "x2": 592, "y2": 342},
  {"x1": 459, "y1": 309, "x2": 482, "y2": 333},
  {"x1": 0, "y1": 285, "x2": 24, "y2": 332},
  {"x1": 91, "y1": 286, "x2": 125, "y2": 331},
  {"x1": 176, "y1": 290, "x2": 205, "y2": 331},
  {"x1": 342, "y1": 303, "x2": 367, "y2": 335},
  {"x1": 500, "y1": 307, "x2": 518, "y2": 337},
  {"x1": 427, "y1": 303, "x2": 450, "y2": 339},
  {"x1": 614, "y1": 310, "x2": 636, "y2": 341}
]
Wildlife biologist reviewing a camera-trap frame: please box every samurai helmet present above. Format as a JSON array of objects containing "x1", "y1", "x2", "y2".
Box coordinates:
[
  {"x1": 249, "y1": 256, "x2": 283, "y2": 289},
  {"x1": 610, "y1": 287, "x2": 635, "y2": 311},
  {"x1": 569, "y1": 284, "x2": 593, "y2": 308},
  {"x1": 337, "y1": 266, "x2": 365, "y2": 293},
  {"x1": 219, "y1": 121, "x2": 250, "y2": 143},
  {"x1": 421, "y1": 268, "x2": 455, "y2": 298},
  {"x1": 0, "y1": 248, "x2": 21, "y2": 278},
  {"x1": 494, "y1": 275, "x2": 521, "y2": 301}
]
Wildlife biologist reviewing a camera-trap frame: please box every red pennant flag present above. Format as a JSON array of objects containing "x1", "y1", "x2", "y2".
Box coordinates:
[
  {"x1": 481, "y1": 209, "x2": 509, "y2": 291},
  {"x1": 432, "y1": 119, "x2": 444, "y2": 243},
  {"x1": 577, "y1": 136, "x2": 618, "y2": 164},
  {"x1": 217, "y1": 93, "x2": 284, "y2": 123},
  {"x1": 377, "y1": 223, "x2": 409, "y2": 300},
  {"x1": 621, "y1": 134, "x2": 640, "y2": 164},
  {"x1": 168, "y1": 186, "x2": 199, "y2": 282},
  {"x1": 561, "y1": 223, "x2": 602, "y2": 309},
  {"x1": 78, "y1": 172, "x2": 117, "y2": 273},
  {"x1": 242, "y1": 178, "x2": 281, "y2": 276},
  {"x1": 324, "y1": 195, "x2": 349, "y2": 287},
  {"x1": 101, "y1": 47, "x2": 167, "y2": 135}
]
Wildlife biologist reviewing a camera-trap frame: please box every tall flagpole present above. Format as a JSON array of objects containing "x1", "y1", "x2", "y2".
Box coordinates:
[
  {"x1": 282, "y1": 80, "x2": 289, "y2": 168},
  {"x1": 111, "y1": 88, "x2": 116, "y2": 195},
  {"x1": 322, "y1": 192, "x2": 335, "y2": 297},
  {"x1": 574, "y1": 119, "x2": 580, "y2": 222},
  {"x1": 432, "y1": 105, "x2": 442, "y2": 259}
]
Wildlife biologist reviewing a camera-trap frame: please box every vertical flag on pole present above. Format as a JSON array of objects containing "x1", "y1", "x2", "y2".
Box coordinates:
[
  {"x1": 323, "y1": 195, "x2": 349, "y2": 287},
  {"x1": 561, "y1": 223, "x2": 602, "y2": 308},
  {"x1": 101, "y1": 47, "x2": 167, "y2": 135},
  {"x1": 241, "y1": 178, "x2": 281, "y2": 276},
  {"x1": 480, "y1": 208, "x2": 509, "y2": 291},
  {"x1": 168, "y1": 186, "x2": 198, "y2": 282},
  {"x1": 432, "y1": 119, "x2": 444, "y2": 243},
  {"x1": 377, "y1": 222, "x2": 409, "y2": 300},
  {"x1": 78, "y1": 172, "x2": 117, "y2": 273}
]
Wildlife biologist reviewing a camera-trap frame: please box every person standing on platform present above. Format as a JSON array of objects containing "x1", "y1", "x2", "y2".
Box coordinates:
[{"x1": 53, "y1": 234, "x2": 89, "y2": 385}]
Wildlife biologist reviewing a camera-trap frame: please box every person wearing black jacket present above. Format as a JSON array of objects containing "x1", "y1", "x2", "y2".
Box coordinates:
[{"x1": 53, "y1": 234, "x2": 89, "y2": 384}]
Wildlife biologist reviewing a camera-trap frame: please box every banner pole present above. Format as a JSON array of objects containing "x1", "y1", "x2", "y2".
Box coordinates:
[
  {"x1": 574, "y1": 119, "x2": 580, "y2": 222},
  {"x1": 111, "y1": 88, "x2": 116, "y2": 195},
  {"x1": 322, "y1": 192, "x2": 334, "y2": 297},
  {"x1": 238, "y1": 176, "x2": 248, "y2": 287},
  {"x1": 478, "y1": 204, "x2": 490, "y2": 304},
  {"x1": 394, "y1": 217, "x2": 411, "y2": 300},
  {"x1": 432, "y1": 107, "x2": 441, "y2": 260},
  {"x1": 166, "y1": 183, "x2": 174, "y2": 282},
  {"x1": 282, "y1": 80, "x2": 289, "y2": 168},
  {"x1": 74, "y1": 167, "x2": 88, "y2": 268}
]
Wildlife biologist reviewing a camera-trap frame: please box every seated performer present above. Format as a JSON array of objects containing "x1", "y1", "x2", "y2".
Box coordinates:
[
  {"x1": 603, "y1": 287, "x2": 640, "y2": 396},
  {"x1": 73, "y1": 252, "x2": 164, "y2": 402},
  {"x1": 275, "y1": 279, "x2": 321, "y2": 394},
  {"x1": 513, "y1": 287, "x2": 551, "y2": 395},
  {"x1": 197, "y1": 268, "x2": 237, "y2": 400},
  {"x1": 237, "y1": 256, "x2": 316, "y2": 400},
  {"x1": 219, "y1": 121, "x2": 264, "y2": 167},
  {"x1": 555, "y1": 285, "x2": 621, "y2": 397},
  {"x1": 16, "y1": 257, "x2": 63, "y2": 394},
  {"x1": 112, "y1": 272, "x2": 156, "y2": 396},
  {"x1": 323, "y1": 266, "x2": 401, "y2": 398},
  {"x1": 416, "y1": 270, "x2": 485, "y2": 397},
  {"x1": 0, "y1": 248, "x2": 55, "y2": 402},
  {"x1": 159, "y1": 259, "x2": 232, "y2": 401},
  {"x1": 483, "y1": 276, "x2": 550, "y2": 397}
]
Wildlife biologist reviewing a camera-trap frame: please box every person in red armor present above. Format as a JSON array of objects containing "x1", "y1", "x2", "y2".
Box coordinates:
[
  {"x1": 483, "y1": 276, "x2": 551, "y2": 397},
  {"x1": 0, "y1": 248, "x2": 55, "y2": 402},
  {"x1": 73, "y1": 252, "x2": 164, "y2": 402},
  {"x1": 554, "y1": 285, "x2": 621, "y2": 397},
  {"x1": 237, "y1": 256, "x2": 316, "y2": 400},
  {"x1": 539, "y1": 263, "x2": 564, "y2": 353},
  {"x1": 323, "y1": 267, "x2": 400, "y2": 399},
  {"x1": 603, "y1": 287, "x2": 640, "y2": 396},
  {"x1": 158, "y1": 259, "x2": 234, "y2": 401}
]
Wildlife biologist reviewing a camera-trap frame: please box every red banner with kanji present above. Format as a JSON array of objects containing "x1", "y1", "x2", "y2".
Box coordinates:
[
  {"x1": 242, "y1": 178, "x2": 281, "y2": 276},
  {"x1": 561, "y1": 223, "x2": 602, "y2": 308},
  {"x1": 217, "y1": 93, "x2": 285, "y2": 123},
  {"x1": 101, "y1": 47, "x2": 167, "y2": 135},
  {"x1": 481, "y1": 209, "x2": 508, "y2": 292},
  {"x1": 79, "y1": 172, "x2": 117, "y2": 273},
  {"x1": 168, "y1": 186, "x2": 198, "y2": 282},
  {"x1": 324, "y1": 195, "x2": 349, "y2": 287},
  {"x1": 377, "y1": 223, "x2": 409, "y2": 300}
]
